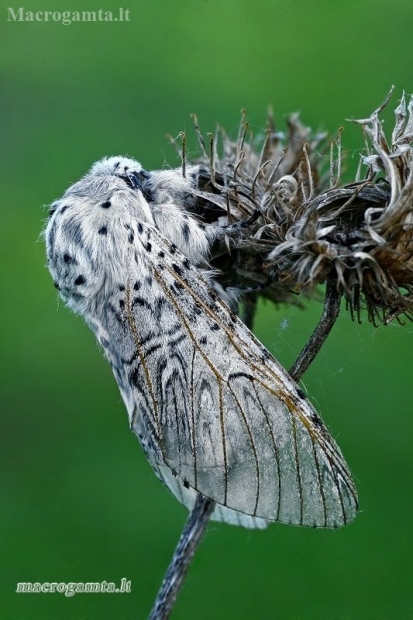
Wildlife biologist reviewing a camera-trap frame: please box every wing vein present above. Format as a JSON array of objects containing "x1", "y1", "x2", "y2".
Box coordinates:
[
  {"x1": 227, "y1": 381, "x2": 261, "y2": 516},
  {"x1": 159, "y1": 260, "x2": 335, "y2": 461},
  {"x1": 291, "y1": 414, "x2": 304, "y2": 525},
  {"x1": 311, "y1": 435, "x2": 328, "y2": 527},
  {"x1": 153, "y1": 268, "x2": 229, "y2": 503},
  {"x1": 251, "y1": 381, "x2": 282, "y2": 520},
  {"x1": 190, "y1": 348, "x2": 198, "y2": 489},
  {"x1": 124, "y1": 282, "x2": 161, "y2": 440}
]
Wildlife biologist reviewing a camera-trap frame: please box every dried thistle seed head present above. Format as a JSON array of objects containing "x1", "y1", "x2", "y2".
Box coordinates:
[
  {"x1": 176, "y1": 90, "x2": 413, "y2": 325},
  {"x1": 167, "y1": 111, "x2": 330, "y2": 317}
]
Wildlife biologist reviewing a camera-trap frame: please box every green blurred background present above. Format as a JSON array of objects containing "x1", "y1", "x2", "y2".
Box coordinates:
[{"x1": 2, "y1": 0, "x2": 413, "y2": 618}]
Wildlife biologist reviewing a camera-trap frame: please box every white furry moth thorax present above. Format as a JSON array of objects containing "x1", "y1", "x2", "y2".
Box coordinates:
[{"x1": 45, "y1": 156, "x2": 357, "y2": 530}]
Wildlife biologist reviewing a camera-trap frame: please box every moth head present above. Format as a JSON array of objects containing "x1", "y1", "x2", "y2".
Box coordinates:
[
  {"x1": 90, "y1": 157, "x2": 153, "y2": 202},
  {"x1": 45, "y1": 156, "x2": 157, "y2": 313}
]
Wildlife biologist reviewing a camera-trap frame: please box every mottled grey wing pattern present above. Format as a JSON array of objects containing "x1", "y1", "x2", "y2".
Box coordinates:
[{"x1": 122, "y1": 223, "x2": 358, "y2": 528}]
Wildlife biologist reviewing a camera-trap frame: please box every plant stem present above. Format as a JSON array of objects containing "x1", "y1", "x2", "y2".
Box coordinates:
[
  {"x1": 148, "y1": 494, "x2": 215, "y2": 620},
  {"x1": 289, "y1": 278, "x2": 342, "y2": 383}
]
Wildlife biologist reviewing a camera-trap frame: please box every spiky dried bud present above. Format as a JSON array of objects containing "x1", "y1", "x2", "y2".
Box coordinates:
[{"x1": 171, "y1": 89, "x2": 413, "y2": 325}]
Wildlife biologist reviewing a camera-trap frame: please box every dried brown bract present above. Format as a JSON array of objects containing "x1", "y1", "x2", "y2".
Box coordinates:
[{"x1": 171, "y1": 88, "x2": 413, "y2": 325}]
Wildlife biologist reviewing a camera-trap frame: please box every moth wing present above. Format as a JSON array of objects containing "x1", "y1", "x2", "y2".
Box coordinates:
[{"x1": 129, "y1": 227, "x2": 357, "y2": 528}]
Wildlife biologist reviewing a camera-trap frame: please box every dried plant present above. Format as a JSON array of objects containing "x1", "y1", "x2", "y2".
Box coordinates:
[
  {"x1": 151, "y1": 89, "x2": 413, "y2": 620},
  {"x1": 168, "y1": 87, "x2": 413, "y2": 328}
]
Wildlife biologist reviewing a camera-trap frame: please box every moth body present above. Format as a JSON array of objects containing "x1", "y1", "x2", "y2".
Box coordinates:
[{"x1": 45, "y1": 156, "x2": 358, "y2": 529}]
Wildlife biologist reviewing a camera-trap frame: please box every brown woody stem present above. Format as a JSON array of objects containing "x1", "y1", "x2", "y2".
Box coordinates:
[
  {"x1": 148, "y1": 494, "x2": 215, "y2": 620},
  {"x1": 289, "y1": 278, "x2": 342, "y2": 383}
]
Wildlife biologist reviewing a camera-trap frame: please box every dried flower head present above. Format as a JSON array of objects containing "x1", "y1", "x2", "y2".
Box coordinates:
[{"x1": 170, "y1": 88, "x2": 413, "y2": 326}]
